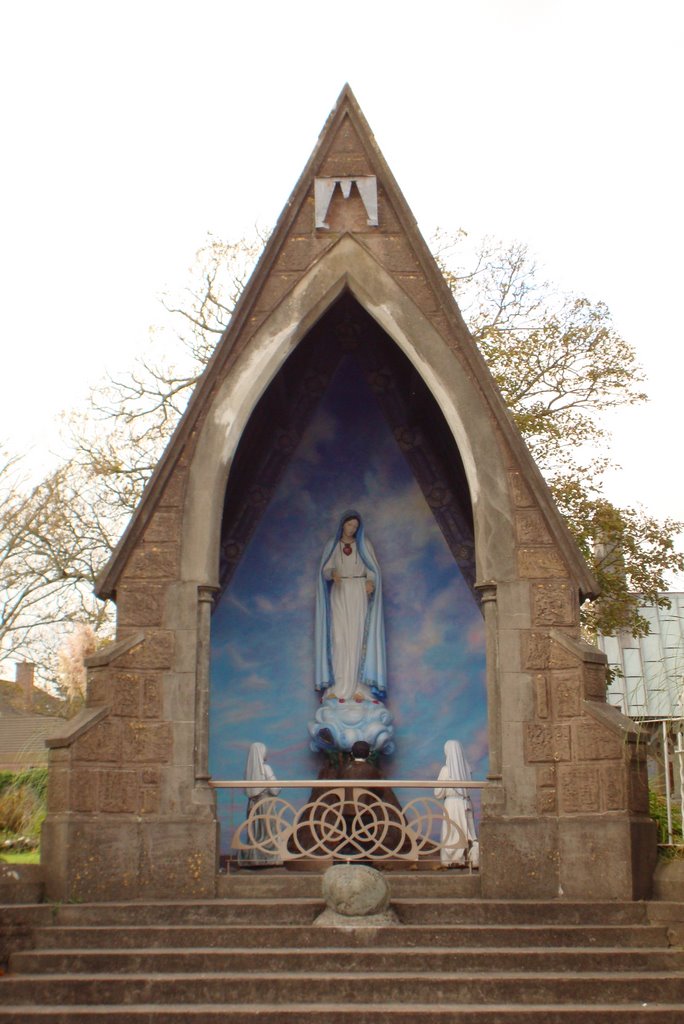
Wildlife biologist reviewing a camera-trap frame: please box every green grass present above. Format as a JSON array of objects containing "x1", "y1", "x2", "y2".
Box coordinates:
[{"x1": 0, "y1": 849, "x2": 40, "y2": 864}]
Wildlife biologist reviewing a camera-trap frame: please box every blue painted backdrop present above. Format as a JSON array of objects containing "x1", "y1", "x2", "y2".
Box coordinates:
[{"x1": 209, "y1": 359, "x2": 487, "y2": 851}]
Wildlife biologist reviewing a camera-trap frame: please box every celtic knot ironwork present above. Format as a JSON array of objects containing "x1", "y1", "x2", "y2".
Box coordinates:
[{"x1": 231, "y1": 787, "x2": 468, "y2": 862}]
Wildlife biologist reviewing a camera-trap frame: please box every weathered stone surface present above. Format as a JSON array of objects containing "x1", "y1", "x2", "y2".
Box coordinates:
[
  {"x1": 110, "y1": 672, "x2": 141, "y2": 717},
  {"x1": 601, "y1": 764, "x2": 626, "y2": 810},
  {"x1": 532, "y1": 582, "x2": 575, "y2": 626},
  {"x1": 534, "y1": 673, "x2": 549, "y2": 718},
  {"x1": 321, "y1": 864, "x2": 390, "y2": 917},
  {"x1": 394, "y1": 273, "x2": 441, "y2": 316},
  {"x1": 100, "y1": 770, "x2": 137, "y2": 813},
  {"x1": 70, "y1": 769, "x2": 99, "y2": 812},
  {"x1": 142, "y1": 675, "x2": 163, "y2": 718},
  {"x1": 157, "y1": 466, "x2": 187, "y2": 508},
  {"x1": 125, "y1": 543, "x2": 180, "y2": 580},
  {"x1": 364, "y1": 233, "x2": 421, "y2": 273},
  {"x1": 509, "y1": 471, "x2": 534, "y2": 508},
  {"x1": 583, "y1": 662, "x2": 608, "y2": 700},
  {"x1": 516, "y1": 510, "x2": 552, "y2": 545},
  {"x1": 558, "y1": 765, "x2": 600, "y2": 813},
  {"x1": 552, "y1": 669, "x2": 582, "y2": 718},
  {"x1": 86, "y1": 668, "x2": 109, "y2": 707},
  {"x1": 537, "y1": 765, "x2": 557, "y2": 788},
  {"x1": 143, "y1": 510, "x2": 182, "y2": 544},
  {"x1": 574, "y1": 720, "x2": 624, "y2": 761},
  {"x1": 538, "y1": 787, "x2": 557, "y2": 814},
  {"x1": 46, "y1": 768, "x2": 69, "y2": 812},
  {"x1": 121, "y1": 721, "x2": 172, "y2": 764},
  {"x1": 140, "y1": 786, "x2": 161, "y2": 814},
  {"x1": 274, "y1": 235, "x2": 330, "y2": 272},
  {"x1": 522, "y1": 632, "x2": 577, "y2": 671},
  {"x1": 525, "y1": 723, "x2": 572, "y2": 763},
  {"x1": 518, "y1": 547, "x2": 568, "y2": 579},
  {"x1": 117, "y1": 584, "x2": 166, "y2": 627},
  {"x1": 628, "y1": 759, "x2": 650, "y2": 813},
  {"x1": 253, "y1": 272, "x2": 299, "y2": 313},
  {"x1": 116, "y1": 630, "x2": 175, "y2": 670},
  {"x1": 72, "y1": 720, "x2": 121, "y2": 763}
]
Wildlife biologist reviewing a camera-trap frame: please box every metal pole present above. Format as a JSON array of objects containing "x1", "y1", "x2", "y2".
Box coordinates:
[{"x1": 663, "y1": 719, "x2": 673, "y2": 844}]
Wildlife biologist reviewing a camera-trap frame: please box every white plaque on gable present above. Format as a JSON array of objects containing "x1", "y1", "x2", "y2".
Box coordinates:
[{"x1": 314, "y1": 176, "x2": 379, "y2": 230}]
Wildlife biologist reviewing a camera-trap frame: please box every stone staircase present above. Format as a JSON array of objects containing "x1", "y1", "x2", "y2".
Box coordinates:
[{"x1": 1, "y1": 871, "x2": 684, "y2": 1021}]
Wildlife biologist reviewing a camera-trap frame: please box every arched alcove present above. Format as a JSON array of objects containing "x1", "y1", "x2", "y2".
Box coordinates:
[{"x1": 208, "y1": 293, "x2": 488, "y2": 853}]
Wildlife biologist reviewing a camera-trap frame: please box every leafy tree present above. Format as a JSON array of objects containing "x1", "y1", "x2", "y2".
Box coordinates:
[
  {"x1": 433, "y1": 230, "x2": 683, "y2": 636},
  {"x1": 0, "y1": 448, "x2": 111, "y2": 674}
]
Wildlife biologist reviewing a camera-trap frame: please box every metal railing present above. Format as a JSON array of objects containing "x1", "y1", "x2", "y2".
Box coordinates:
[{"x1": 210, "y1": 779, "x2": 485, "y2": 865}]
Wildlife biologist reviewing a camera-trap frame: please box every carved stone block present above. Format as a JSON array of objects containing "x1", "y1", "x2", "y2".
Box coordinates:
[
  {"x1": 549, "y1": 636, "x2": 578, "y2": 669},
  {"x1": 518, "y1": 547, "x2": 568, "y2": 579},
  {"x1": 125, "y1": 544, "x2": 180, "y2": 581},
  {"x1": 110, "y1": 673, "x2": 141, "y2": 717},
  {"x1": 523, "y1": 632, "x2": 576, "y2": 671},
  {"x1": 574, "y1": 721, "x2": 623, "y2": 761},
  {"x1": 583, "y1": 663, "x2": 608, "y2": 700},
  {"x1": 525, "y1": 723, "x2": 572, "y2": 763},
  {"x1": 532, "y1": 582, "x2": 575, "y2": 626},
  {"x1": 141, "y1": 767, "x2": 160, "y2": 786},
  {"x1": 601, "y1": 766, "x2": 626, "y2": 811},
  {"x1": 86, "y1": 670, "x2": 109, "y2": 707},
  {"x1": 523, "y1": 632, "x2": 551, "y2": 670},
  {"x1": 552, "y1": 670, "x2": 582, "y2": 718},
  {"x1": 558, "y1": 765, "x2": 600, "y2": 813},
  {"x1": 142, "y1": 676, "x2": 162, "y2": 719},
  {"x1": 100, "y1": 770, "x2": 137, "y2": 814},
  {"x1": 73, "y1": 720, "x2": 121, "y2": 763},
  {"x1": 140, "y1": 787, "x2": 161, "y2": 814},
  {"x1": 534, "y1": 673, "x2": 549, "y2": 718},
  {"x1": 122, "y1": 721, "x2": 172, "y2": 764},
  {"x1": 537, "y1": 765, "x2": 557, "y2": 788},
  {"x1": 516, "y1": 511, "x2": 552, "y2": 545},
  {"x1": 117, "y1": 584, "x2": 165, "y2": 627},
  {"x1": 509, "y1": 471, "x2": 533, "y2": 508},
  {"x1": 538, "y1": 788, "x2": 557, "y2": 814},
  {"x1": 117, "y1": 630, "x2": 175, "y2": 671}
]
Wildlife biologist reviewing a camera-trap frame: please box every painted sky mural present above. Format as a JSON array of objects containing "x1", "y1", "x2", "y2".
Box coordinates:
[{"x1": 209, "y1": 356, "x2": 487, "y2": 851}]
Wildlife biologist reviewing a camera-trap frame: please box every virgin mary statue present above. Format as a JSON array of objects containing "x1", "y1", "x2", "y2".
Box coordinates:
[{"x1": 315, "y1": 510, "x2": 387, "y2": 701}]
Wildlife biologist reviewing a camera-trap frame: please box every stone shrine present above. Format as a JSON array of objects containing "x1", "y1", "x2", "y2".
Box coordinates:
[{"x1": 41, "y1": 86, "x2": 655, "y2": 901}]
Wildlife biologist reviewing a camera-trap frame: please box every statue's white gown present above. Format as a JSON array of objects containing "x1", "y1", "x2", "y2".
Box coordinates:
[{"x1": 322, "y1": 540, "x2": 377, "y2": 700}]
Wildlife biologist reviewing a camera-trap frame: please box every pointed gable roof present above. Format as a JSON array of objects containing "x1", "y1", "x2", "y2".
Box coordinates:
[{"x1": 96, "y1": 85, "x2": 597, "y2": 601}]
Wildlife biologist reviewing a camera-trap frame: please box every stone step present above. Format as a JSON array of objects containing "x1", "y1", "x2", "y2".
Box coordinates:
[
  {"x1": 0, "y1": 1004, "x2": 682, "y2": 1023},
  {"x1": 42, "y1": 898, "x2": 653, "y2": 928},
  {"x1": 394, "y1": 900, "x2": 651, "y2": 926},
  {"x1": 2, "y1": 970, "x2": 684, "y2": 1005},
  {"x1": 0, "y1": 1005, "x2": 682, "y2": 1024},
  {"x1": 218, "y1": 869, "x2": 481, "y2": 899},
  {"x1": 29, "y1": 922, "x2": 672, "y2": 950},
  {"x1": 11, "y1": 945, "x2": 684, "y2": 975}
]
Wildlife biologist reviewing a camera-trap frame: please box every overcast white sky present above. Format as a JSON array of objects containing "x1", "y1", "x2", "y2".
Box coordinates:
[{"x1": 1, "y1": 0, "x2": 682, "y2": 576}]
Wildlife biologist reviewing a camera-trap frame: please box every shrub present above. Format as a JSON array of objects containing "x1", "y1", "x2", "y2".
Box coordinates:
[
  {"x1": 650, "y1": 789, "x2": 683, "y2": 845},
  {"x1": 0, "y1": 768, "x2": 48, "y2": 839}
]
